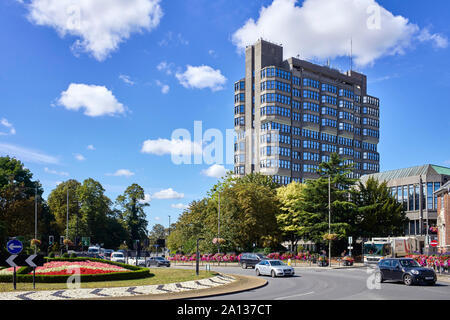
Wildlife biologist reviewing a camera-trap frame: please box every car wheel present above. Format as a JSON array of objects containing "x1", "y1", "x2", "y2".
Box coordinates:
[
  {"x1": 428, "y1": 281, "x2": 436, "y2": 286},
  {"x1": 403, "y1": 274, "x2": 413, "y2": 286},
  {"x1": 242, "y1": 263, "x2": 247, "y2": 269},
  {"x1": 256, "y1": 269, "x2": 260, "y2": 276},
  {"x1": 271, "y1": 270, "x2": 276, "y2": 278},
  {"x1": 375, "y1": 272, "x2": 384, "y2": 283}
]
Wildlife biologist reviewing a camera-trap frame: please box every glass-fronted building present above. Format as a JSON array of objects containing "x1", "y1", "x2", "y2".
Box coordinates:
[
  {"x1": 234, "y1": 40, "x2": 380, "y2": 184},
  {"x1": 360, "y1": 164, "x2": 450, "y2": 244}
]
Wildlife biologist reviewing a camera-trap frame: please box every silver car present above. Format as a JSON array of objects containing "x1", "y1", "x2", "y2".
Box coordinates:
[{"x1": 255, "y1": 259, "x2": 295, "y2": 277}]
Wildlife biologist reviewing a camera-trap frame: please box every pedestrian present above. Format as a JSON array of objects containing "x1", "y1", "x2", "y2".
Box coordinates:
[{"x1": 341, "y1": 250, "x2": 347, "y2": 257}]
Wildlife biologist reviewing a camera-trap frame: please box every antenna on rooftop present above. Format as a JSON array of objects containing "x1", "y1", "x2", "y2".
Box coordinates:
[{"x1": 350, "y1": 37, "x2": 353, "y2": 73}]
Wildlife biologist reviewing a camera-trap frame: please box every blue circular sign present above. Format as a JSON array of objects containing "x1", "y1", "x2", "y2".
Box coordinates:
[{"x1": 7, "y1": 239, "x2": 23, "y2": 254}]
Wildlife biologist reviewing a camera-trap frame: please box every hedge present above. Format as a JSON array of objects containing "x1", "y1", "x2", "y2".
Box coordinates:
[{"x1": 0, "y1": 257, "x2": 152, "y2": 283}]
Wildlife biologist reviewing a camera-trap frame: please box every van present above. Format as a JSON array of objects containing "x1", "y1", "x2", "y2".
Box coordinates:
[{"x1": 88, "y1": 246, "x2": 100, "y2": 255}]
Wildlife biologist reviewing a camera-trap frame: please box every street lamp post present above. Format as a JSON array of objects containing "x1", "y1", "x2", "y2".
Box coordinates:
[
  {"x1": 196, "y1": 238, "x2": 205, "y2": 276},
  {"x1": 66, "y1": 189, "x2": 69, "y2": 252},
  {"x1": 328, "y1": 175, "x2": 332, "y2": 268},
  {"x1": 218, "y1": 192, "x2": 221, "y2": 254}
]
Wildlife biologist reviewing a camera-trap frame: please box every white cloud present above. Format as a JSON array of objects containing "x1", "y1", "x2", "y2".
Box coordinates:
[
  {"x1": 119, "y1": 74, "x2": 135, "y2": 86},
  {"x1": 141, "y1": 138, "x2": 202, "y2": 156},
  {"x1": 156, "y1": 80, "x2": 170, "y2": 94},
  {"x1": 106, "y1": 169, "x2": 135, "y2": 177},
  {"x1": 139, "y1": 194, "x2": 152, "y2": 204},
  {"x1": 22, "y1": 0, "x2": 163, "y2": 61},
  {"x1": 45, "y1": 167, "x2": 69, "y2": 176},
  {"x1": 56, "y1": 83, "x2": 126, "y2": 117},
  {"x1": 418, "y1": 28, "x2": 449, "y2": 49},
  {"x1": 176, "y1": 65, "x2": 227, "y2": 92},
  {"x1": 158, "y1": 32, "x2": 189, "y2": 47},
  {"x1": 171, "y1": 203, "x2": 189, "y2": 210},
  {"x1": 154, "y1": 216, "x2": 161, "y2": 221},
  {"x1": 152, "y1": 188, "x2": 184, "y2": 200},
  {"x1": 232, "y1": 0, "x2": 446, "y2": 66},
  {"x1": 87, "y1": 145, "x2": 95, "y2": 150},
  {"x1": 202, "y1": 164, "x2": 227, "y2": 179},
  {"x1": 74, "y1": 153, "x2": 86, "y2": 161},
  {"x1": 0, "y1": 143, "x2": 59, "y2": 164},
  {"x1": 0, "y1": 118, "x2": 16, "y2": 135},
  {"x1": 156, "y1": 61, "x2": 175, "y2": 75}
]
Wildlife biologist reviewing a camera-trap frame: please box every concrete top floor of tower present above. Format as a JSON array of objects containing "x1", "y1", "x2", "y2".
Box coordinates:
[{"x1": 242, "y1": 39, "x2": 378, "y2": 103}]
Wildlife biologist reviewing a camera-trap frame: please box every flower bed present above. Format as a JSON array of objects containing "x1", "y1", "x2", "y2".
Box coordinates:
[
  {"x1": 406, "y1": 254, "x2": 450, "y2": 268},
  {"x1": 0, "y1": 261, "x2": 128, "y2": 276},
  {"x1": 169, "y1": 252, "x2": 318, "y2": 263},
  {"x1": 0, "y1": 257, "x2": 151, "y2": 283}
]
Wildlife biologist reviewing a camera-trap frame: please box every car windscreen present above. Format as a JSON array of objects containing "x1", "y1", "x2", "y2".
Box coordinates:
[
  {"x1": 269, "y1": 261, "x2": 285, "y2": 266},
  {"x1": 256, "y1": 254, "x2": 265, "y2": 259},
  {"x1": 399, "y1": 259, "x2": 420, "y2": 268},
  {"x1": 112, "y1": 253, "x2": 123, "y2": 257},
  {"x1": 155, "y1": 257, "x2": 165, "y2": 260}
]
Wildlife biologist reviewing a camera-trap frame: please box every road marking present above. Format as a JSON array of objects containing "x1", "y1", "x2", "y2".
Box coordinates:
[{"x1": 274, "y1": 291, "x2": 315, "y2": 300}]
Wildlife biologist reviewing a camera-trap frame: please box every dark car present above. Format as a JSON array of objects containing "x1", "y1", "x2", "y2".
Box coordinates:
[
  {"x1": 375, "y1": 258, "x2": 437, "y2": 286},
  {"x1": 146, "y1": 256, "x2": 170, "y2": 267},
  {"x1": 239, "y1": 253, "x2": 267, "y2": 269}
]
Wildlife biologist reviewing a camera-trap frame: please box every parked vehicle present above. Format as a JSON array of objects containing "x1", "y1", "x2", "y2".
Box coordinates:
[
  {"x1": 110, "y1": 252, "x2": 126, "y2": 263},
  {"x1": 127, "y1": 257, "x2": 146, "y2": 266},
  {"x1": 101, "y1": 249, "x2": 114, "y2": 260},
  {"x1": 146, "y1": 256, "x2": 170, "y2": 268},
  {"x1": 239, "y1": 253, "x2": 267, "y2": 269},
  {"x1": 255, "y1": 260, "x2": 295, "y2": 278},
  {"x1": 375, "y1": 258, "x2": 436, "y2": 286},
  {"x1": 87, "y1": 246, "x2": 100, "y2": 256}
]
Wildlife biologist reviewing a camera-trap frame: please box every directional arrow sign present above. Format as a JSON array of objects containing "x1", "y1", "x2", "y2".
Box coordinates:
[
  {"x1": 7, "y1": 240, "x2": 23, "y2": 255},
  {"x1": 25, "y1": 255, "x2": 37, "y2": 267},
  {"x1": 0, "y1": 255, "x2": 45, "y2": 267},
  {"x1": 6, "y1": 255, "x2": 18, "y2": 267}
]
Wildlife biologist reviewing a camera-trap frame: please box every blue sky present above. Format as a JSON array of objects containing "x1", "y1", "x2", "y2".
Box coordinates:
[{"x1": 1, "y1": 0, "x2": 449, "y2": 232}]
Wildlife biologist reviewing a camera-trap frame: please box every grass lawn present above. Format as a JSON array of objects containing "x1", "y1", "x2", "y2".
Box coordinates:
[{"x1": 0, "y1": 269, "x2": 217, "y2": 292}]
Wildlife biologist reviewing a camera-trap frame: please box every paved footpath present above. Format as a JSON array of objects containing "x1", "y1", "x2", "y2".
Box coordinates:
[{"x1": 0, "y1": 274, "x2": 236, "y2": 300}]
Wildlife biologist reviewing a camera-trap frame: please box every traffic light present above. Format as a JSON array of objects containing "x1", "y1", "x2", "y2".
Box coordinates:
[{"x1": 60, "y1": 236, "x2": 65, "y2": 245}]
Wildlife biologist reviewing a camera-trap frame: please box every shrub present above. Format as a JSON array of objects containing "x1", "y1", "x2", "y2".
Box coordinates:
[
  {"x1": 70, "y1": 253, "x2": 77, "y2": 258},
  {"x1": 62, "y1": 253, "x2": 70, "y2": 258},
  {"x1": 48, "y1": 252, "x2": 55, "y2": 258},
  {"x1": 0, "y1": 257, "x2": 152, "y2": 283}
]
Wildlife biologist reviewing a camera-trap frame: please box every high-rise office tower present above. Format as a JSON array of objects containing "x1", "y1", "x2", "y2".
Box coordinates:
[{"x1": 234, "y1": 40, "x2": 380, "y2": 184}]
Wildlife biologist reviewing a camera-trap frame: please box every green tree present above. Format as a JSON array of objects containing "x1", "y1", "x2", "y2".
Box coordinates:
[
  {"x1": 352, "y1": 177, "x2": 408, "y2": 238},
  {"x1": 77, "y1": 178, "x2": 111, "y2": 244},
  {"x1": 299, "y1": 153, "x2": 357, "y2": 252},
  {"x1": 116, "y1": 184, "x2": 149, "y2": 247},
  {"x1": 276, "y1": 181, "x2": 305, "y2": 251},
  {"x1": 0, "y1": 156, "x2": 48, "y2": 248},
  {"x1": 47, "y1": 179, "x2": 81, "y2": 235}
]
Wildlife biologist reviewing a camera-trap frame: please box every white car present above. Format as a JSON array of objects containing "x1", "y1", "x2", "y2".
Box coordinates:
[
  {"x1": 127, "y1": 257, "x2": 146, "y2": 266},
  {"x1": 255, "y1": 259, "x2": 295, "y2": 277},
  {"x1": 110, "y1": 252, "x2": 126, "y2": 263}
]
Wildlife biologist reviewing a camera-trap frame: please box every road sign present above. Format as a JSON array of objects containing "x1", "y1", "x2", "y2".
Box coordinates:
[
  {"x1": 0, "y1": 254, "x2": 45, "y2": 267},
  {"x1": 348, "y1": 236, "x2": 353, "y2": 244},
  {"x1": 430, "y1": 240, "x2": 438, "y2": 247},
  {"x1": 49, "y1": 235, "x2": 54, "y2": 245},
  {"x1": 6, "y1": 239, "x2": 23, "y2": 255},
  {"x1": 81, "y1": 237, "x2": 90, "y2": 246}
]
